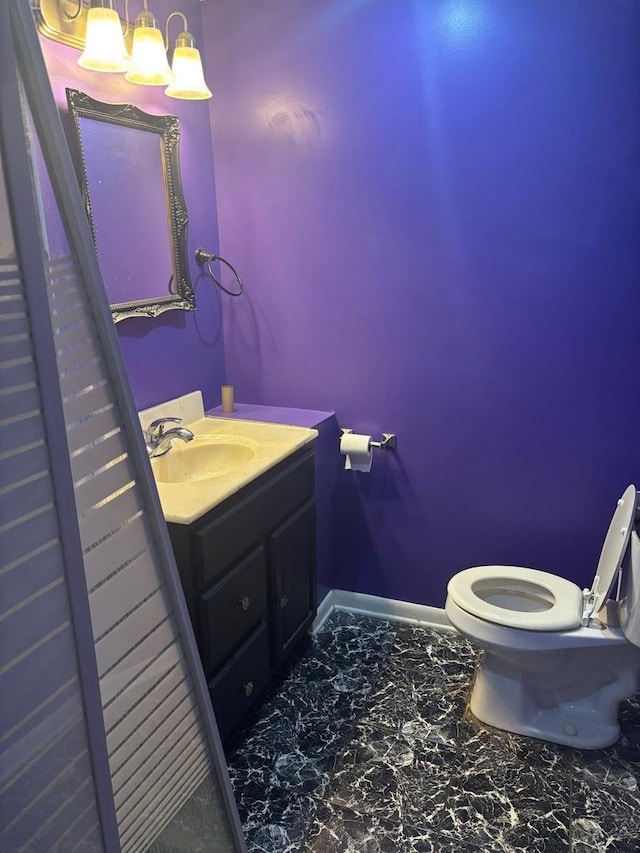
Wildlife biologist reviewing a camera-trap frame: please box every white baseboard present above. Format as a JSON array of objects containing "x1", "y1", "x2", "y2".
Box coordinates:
[
  {"x1": 311, "y1": 589, "x2": 454, "y2": 635},
  {"x1": 311, "y1": 590, "x2": 337, "y2": 634}
]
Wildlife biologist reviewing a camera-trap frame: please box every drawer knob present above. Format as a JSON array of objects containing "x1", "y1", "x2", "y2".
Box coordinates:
[
  {"x1": 279, "y1": 594, "x2": 289, "y2": 609},
  {"x1": 243, "y1": 680, "x2": 254, "y2": 697},
  {"x1": 238, "y1": 595, "x2": 251, "y2": 611}
]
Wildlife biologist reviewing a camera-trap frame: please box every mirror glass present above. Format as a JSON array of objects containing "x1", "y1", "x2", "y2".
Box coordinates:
[{"x1": 66, "y1": 88, "x2": 195, "y2": 322}]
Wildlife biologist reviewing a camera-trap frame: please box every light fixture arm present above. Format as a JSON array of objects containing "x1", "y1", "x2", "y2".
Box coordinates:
[
  {"x1": 165, "y1": 10, "x2": 193, "y2": 49},
  {"x1": 122, "y1": 0, "x2": 129, "y2": 38},
  {"x1": 67, "y1": 0, "x2": 83, "y2": 22}
]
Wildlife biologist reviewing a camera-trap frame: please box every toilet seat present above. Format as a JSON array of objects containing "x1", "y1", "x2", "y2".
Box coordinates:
[
  {"x1": 447, "y1": 566, "x2": 584, "y2": 631},
  {"x1": 448, "y1": 485, "x2": 639, "y2": 633}
]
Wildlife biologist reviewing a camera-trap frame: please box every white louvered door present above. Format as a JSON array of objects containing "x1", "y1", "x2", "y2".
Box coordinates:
[
  {"x1": 0, "y1": 120, "x2": 108, "y2": 853},
  {"x1": 46, "y1": 251, "x2": 213, "y2": 851},
  {"x1": 1, "y1": 3, "x2": 245, "y2": 851}
]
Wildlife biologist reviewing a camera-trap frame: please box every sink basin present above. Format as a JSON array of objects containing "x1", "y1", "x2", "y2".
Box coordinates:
[
  {"x1": 141, "y1": 407, "x2": 318, "y2": 524},
  {"x1": 152, "y1": 436, "x2": 258, "y2": 483}
]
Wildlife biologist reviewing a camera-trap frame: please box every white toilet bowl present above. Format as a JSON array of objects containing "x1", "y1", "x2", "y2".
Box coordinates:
[{"x1": 445, "y1": 485, "x2": 640, "y2": 748}]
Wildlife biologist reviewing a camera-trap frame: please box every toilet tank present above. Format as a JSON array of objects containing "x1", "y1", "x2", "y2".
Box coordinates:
[{"x1": 619, "y1": 528, "x2": 640, "y2": 647}]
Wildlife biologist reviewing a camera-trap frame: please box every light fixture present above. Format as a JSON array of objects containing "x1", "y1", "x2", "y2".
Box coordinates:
[
  {"x1": 164, "y1": 12, "x2": 212, "y2": 100},
  {"x1": 35, "y1": 1, "x2": 213, "y2": 100},
  {"x1": 77, "y1": 0, "x2": 131, "y2": 72},
  {"x1": 125, "y1": 1, "x2": 173, "y2": 86}
]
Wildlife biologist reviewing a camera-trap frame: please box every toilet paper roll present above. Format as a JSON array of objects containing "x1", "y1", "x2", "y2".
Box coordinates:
[
  {"x1": 221, "y1": 384, "x2": 235, "y2": 413},
  {"x1": 340, "y1": 433, "x2": 373, "y2": 472}
]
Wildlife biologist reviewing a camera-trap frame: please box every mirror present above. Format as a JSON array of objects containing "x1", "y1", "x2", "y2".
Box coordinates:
[{"x1": 66, "y1": 88, "x2": 195, "y2": 322}]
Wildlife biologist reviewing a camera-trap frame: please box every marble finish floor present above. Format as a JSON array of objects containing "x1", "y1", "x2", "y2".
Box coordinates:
[{"x1": 227, "y1": 611, "x2": 640, "y2": 852}]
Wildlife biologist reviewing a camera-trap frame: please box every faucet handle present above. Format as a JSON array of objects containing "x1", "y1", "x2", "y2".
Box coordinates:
[{"x1": 146, "y1": 417, "x2": 182, "y2": 440}]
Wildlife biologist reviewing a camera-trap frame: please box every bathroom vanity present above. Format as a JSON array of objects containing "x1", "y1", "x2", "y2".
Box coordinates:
[
  {"x1": 167, "y1": 446, "x2": 317, "y2": 741},
  {"x1": 148, "y1": 411, "x2": 319, "y2": 743}
]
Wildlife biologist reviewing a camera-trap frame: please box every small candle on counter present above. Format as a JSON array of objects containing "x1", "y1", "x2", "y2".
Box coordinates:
[{"x1": 221, "y1": 384, "x2": 235, "y2": 413}]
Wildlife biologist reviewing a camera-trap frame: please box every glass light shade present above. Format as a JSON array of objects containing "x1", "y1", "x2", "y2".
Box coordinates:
[
  {"x1": 125, "y1": 25, "x2": 174, "y2": 85},
  {"x1": 165, "y1": 46, "x2": 212, "y2": 100},
  {"x1": 78, "y1": 7, "x2": 131, "y2": 72}
]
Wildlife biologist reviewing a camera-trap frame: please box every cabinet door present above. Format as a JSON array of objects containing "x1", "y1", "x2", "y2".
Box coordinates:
[
  {"x1": 194, "y1": 450, "x2": 315, "y2": 590},
  {"x1": 198, "y1": 545, "x2": 268, "y2": 678},
  {"x1": 209, "y1": 620, "x2": 272, "y2": 742},
  {"x1": 270, "y1": 499, "x2": 317, "y2": 664}
]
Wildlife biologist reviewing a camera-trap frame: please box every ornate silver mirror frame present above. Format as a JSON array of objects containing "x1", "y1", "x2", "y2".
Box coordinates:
[{"x1": 66, "y1": 88, "x2": 196, "y2": 322}]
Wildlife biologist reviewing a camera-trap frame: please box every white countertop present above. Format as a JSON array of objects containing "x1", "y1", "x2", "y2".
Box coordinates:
[{"x1": 151, "y1": 416, "x2": 318, "y2": 525}]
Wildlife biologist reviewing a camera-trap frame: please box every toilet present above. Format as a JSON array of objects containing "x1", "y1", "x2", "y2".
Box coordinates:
[{"x1": 445, "y1": 484, "x2": 640, "y2": 749}]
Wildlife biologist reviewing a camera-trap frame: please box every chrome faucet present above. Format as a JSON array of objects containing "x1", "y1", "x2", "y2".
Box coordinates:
[{"x1": 144, "y1": 417, "x2": 194, "y2": 458}]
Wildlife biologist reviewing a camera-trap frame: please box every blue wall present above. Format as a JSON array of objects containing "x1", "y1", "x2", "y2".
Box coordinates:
[{"x1": 203, "y1": 0, "x2": 640, "y2": 606}]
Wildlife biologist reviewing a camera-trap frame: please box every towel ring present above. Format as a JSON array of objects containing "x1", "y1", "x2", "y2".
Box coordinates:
[{"x1": 195, "y1": 247, "x2": 244, "y2": 297}]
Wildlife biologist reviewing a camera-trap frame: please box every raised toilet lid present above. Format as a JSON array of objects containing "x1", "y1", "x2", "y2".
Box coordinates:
[
  {"x1": 447, "y1": 566, "x2": 584, "y2": 631},
  {"x1": 587, "y1": 484, "x2": 638, "y2": 618}
]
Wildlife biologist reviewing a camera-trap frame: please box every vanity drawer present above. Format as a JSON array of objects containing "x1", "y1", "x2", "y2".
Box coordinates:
[
  {"x1": 198, "y1": 545, "x2": 268, "y2": 677},
  {"x1": 195, "y1": 449, "x2": 314, "y2": 589},
  {"x1": 208, "y1": 621, "x2": 272, "y2": 741}
]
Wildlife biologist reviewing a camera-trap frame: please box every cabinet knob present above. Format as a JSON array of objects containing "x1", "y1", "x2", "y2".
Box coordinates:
[
  {"x1": 279, "y1": 594, "x2": 289, "y2": 609},
  {"x1": 238, "y1": 595, "x2": 251, "y2": 611},
  {"x1": 243, "y1": 680, "x2": 254, "y2": 697}
]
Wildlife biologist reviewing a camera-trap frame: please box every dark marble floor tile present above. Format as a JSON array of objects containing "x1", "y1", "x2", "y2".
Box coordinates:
[
  {"x1": 571, "y1": 775, "x2": 640, "y2": 853},
  {"x1": 459, "y1": 714, "x2": 575, "y2": 777},
  {"x1": 435, "y1": 840, "x2": 486, "y2": 853},
  {"x1": 385, "y1": 623, "x2": 479, "y2": 681},
  {"x1": 228, "y1": 760, "x2": 273, "y2": 824},
  {"x1": 228, "y1": 626, "x2": 378, "y2": 815},
  {"x1": 230, "y1": 744, "x2": 331, "y2": 815},
  {"x1": 572, "y1": 734, "x2": 640, "y2": 794},
  {"x1": 300, "y1": 802, "x2": 441, "y2": 852},
  {"x1": 284, "y1": 647, "x2": 382, "y2": 689},
  {"x1": 322, "y1": 722, "x2": 455, "y2": 832},
  {"x1": 618, "y1": 691, "x2": 640, "y2": 728},
  {"x1": 229, "y1": 676, "x2": 367, "y2": 781},
  {"x1": 316, "y1": 609, "x2": 396, "y2": 646},
  {"x1": 284, "y1": 643, "x2": 388, "y2": 700},
  {"x1": 310, "y1": 612, "x2": 396, "y2": 669},
  {"x1": 241, "y1": 793, "x2": 318, "y2": 853},
  {"x1": 440, "y1": 721, "x2": 571, "y2": 852},
  {"x1": 358, "y1": 660, "x2": 471, "y2": 746},
  {"x1": 229, "y1": 733, "x2": 335, "y2": 821}
]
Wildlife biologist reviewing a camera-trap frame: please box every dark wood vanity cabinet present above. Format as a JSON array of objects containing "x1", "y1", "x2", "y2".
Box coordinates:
[{"x1": 167, "y1": 445, "x2": 317, "y2": 742}]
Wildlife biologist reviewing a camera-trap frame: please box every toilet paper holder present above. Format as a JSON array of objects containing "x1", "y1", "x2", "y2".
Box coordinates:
[{"x1": 340, "y1": 429, "x2": 397, "y2": 450}]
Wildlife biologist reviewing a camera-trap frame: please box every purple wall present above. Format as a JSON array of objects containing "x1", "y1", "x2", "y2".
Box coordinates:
[
  {"x1": 203, "y1": 0, "x2": 640, "y2": 607},
  {"x1": 39, "y1": 0, "x2": 226, "y2": 412}
]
